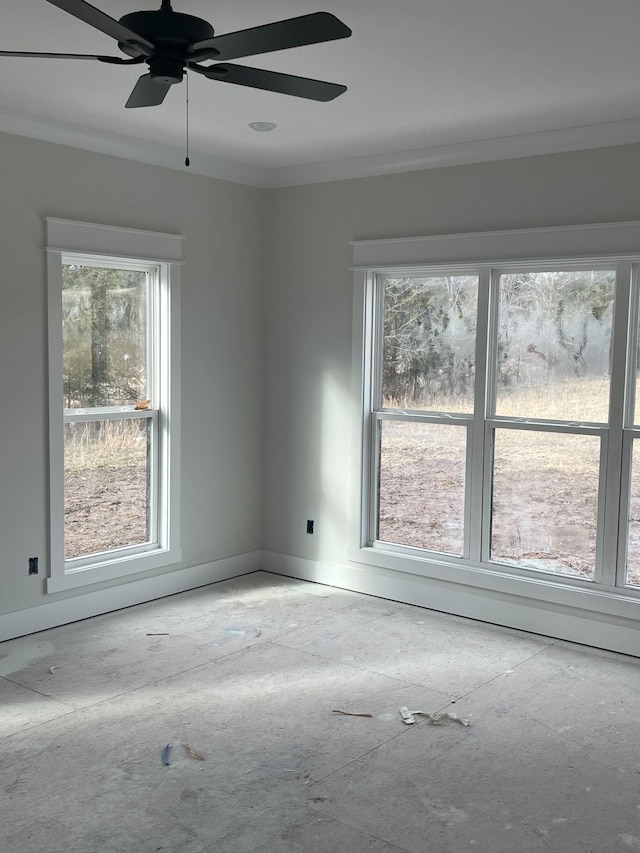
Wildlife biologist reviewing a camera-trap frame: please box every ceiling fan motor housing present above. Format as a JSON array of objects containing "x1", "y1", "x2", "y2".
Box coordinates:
[{"x1": 118, "y1": 9, "x2": 216, "y2": 83}]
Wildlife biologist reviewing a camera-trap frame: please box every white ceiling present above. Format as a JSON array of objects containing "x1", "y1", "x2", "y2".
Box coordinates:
[{"x1": 3, "y1": 0, "x2": 640, "y2": 186}]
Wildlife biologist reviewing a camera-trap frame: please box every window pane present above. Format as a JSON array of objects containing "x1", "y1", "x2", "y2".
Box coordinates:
[
  {"x1": 64, "y1": 418, "x2": 151, "y2": 559},
  {"x1": 382, "y1": 275, "x2": 478, "y2": 413},
  {"x1": 490, "y1": 429, "x2": 599, "y2": 579},
  {"x1": 495, "y1": 270, "x2": 614, "y2": 422},
  {"x1": 62, "y1": 264, "x2": 149, "y2": 408},
  {"x1": 377, "y1": 420, "x2": 466, "y2": 555},
  {"x1": 625, "y1": 440, "x2": 640, "y2": 587}
]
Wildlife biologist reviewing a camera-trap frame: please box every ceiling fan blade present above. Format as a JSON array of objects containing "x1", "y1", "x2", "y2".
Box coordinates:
[
  {"x1": 46, "y1": 0, "x2": 155, "y2": 54},
  {"x1": 190, "y1": 12, "x2": 351, "y2": 62},
  {"x1": 0, "y1": 50, "x2": 138, "y2": 63},
  {"x1": 191, "y1": 63, "x2": 346, "y2": 102},
  {"x1": 125, "y1": 73, "x2": 172, "y2": 108}
]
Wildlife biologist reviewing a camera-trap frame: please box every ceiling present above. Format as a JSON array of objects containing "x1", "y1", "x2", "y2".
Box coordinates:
[{"x1": 3, "y1": 0, "x2": 640, "y2": 186}]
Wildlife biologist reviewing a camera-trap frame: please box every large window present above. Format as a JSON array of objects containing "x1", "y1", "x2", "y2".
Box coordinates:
[
  {"x1": 47, "y1": 220, "x2": 182, "y2": 592},
  {"x1": 354, "y1": 224, "x2": 640, "y2": 598}
]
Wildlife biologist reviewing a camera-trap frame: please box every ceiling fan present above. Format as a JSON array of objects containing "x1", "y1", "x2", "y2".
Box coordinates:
[{"x1": 0, "y1": 0, "x2": 352, "y2": 108}]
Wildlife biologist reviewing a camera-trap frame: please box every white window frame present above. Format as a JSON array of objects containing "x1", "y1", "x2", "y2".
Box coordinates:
[
  {"x1": 46, "y1": 218, "x2": 182, "y2": 593},
  {"x1": 350, "y1": 222, "x2": 640, "y2": 623}
]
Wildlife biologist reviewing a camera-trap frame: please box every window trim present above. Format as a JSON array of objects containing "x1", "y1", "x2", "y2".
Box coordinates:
[
  {"x1": 46, "y1": 218, "x2": 183, "y2": 593},
  {"x1": 349, "y1": 222, "x2": 640, "y2": 624}
]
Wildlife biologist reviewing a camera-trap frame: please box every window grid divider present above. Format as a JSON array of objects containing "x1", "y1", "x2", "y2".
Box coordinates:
[
  {"x1": 468, "y1": 267, "x2": 491, "y2": 562},
  {"x1": 598, "y1": 261, "x2": 632, "y2": 586}
]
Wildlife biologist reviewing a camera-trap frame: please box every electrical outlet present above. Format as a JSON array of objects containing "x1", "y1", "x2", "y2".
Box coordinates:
[
  {"x1": 306, "y1": 519, "x2": 314, "y2": 534},
  {"x1": 28, "y1": 557, "x2": 39, "y2": 575}
]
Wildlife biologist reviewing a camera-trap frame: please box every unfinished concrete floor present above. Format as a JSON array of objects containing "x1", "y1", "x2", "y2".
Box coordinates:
[{"x1": 2, "y1": 571, "x2": 640, "y2": 852}]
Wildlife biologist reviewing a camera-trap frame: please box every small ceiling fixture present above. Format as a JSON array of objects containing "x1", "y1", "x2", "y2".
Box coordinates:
[{"x1": 249, "y1": 122, "x2": 277, "y2": 132}]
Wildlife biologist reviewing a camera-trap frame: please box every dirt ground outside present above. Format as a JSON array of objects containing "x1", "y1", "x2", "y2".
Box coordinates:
[
  {"x1": 62, "y1": 410, "x2": 640, "y2": 588},
  {"x1": 65, "y1": 464, "x2": 149, "y2": 559},
  {"x1": 377, "y1": 418, "x2": 640, "y2": 588}
]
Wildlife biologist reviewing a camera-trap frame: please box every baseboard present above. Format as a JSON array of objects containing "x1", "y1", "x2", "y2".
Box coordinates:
[
  {"x1": 6, "y1": 547, "x2": 639, "y2": 657},
  {"x1": 262, "y1": 550, "x2": 640, "y2": 658},
  {"x1": 0, "y1": 551, "x2": 261, "y2": 642}
]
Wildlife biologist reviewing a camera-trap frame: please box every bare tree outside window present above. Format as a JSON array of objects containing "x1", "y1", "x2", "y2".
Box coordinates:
[
  {"x1": 62, "y1": 264, "x2": 153, "y2": 560},
  {"x1": 375, "y1": 269, "x2": 621, "y2": 582}
]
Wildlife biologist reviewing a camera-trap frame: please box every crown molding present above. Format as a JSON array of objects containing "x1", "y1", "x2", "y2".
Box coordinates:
[
  {"x1": 3, "y1": 104, "x2": 640, "y2": 189},
  {"x1": 0, "y1": 105, "x2": 266, "y2": 187},
  {"x1": 264, "y1": 117, "x2": 640, "y2": 187}
]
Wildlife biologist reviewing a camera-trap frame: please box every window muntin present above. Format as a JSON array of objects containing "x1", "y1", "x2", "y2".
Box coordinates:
[{"x1": 363, "y1": 260, "x2": 640, "y2": 590}]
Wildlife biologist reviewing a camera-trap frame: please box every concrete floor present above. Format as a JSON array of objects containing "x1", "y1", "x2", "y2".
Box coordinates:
[{"x1": 2, "y1": 571, "x2": 640, "y2": 852}]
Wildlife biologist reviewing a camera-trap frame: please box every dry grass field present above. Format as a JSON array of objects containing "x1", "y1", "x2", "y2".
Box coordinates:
[{"x1": 61, "y1": 379, "x2": 640, "y2": 587}]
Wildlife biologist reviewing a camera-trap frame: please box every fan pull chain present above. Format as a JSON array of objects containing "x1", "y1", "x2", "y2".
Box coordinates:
[{"x1": 185, "y1": 71, "x2": 190, "y2": 168}]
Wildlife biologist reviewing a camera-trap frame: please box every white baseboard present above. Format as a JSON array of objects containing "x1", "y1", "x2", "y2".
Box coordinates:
[
  {"x1": 0, "y1": 551, "x2": 261, "y2": 642},
  {"x1": 5, "y1": 547, "x2": 639, "y2": 658},
  {"x1": 262, "y1": 551, "x2": 640, "y2": 658}
]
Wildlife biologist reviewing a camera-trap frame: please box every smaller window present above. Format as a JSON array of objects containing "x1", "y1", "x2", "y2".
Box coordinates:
[
  {"x1": 47, "y1": 219, "x2": 182, "y2": 593},
  {"x1": 62, "y1": 260, "x2": 157, "y2": 563}
]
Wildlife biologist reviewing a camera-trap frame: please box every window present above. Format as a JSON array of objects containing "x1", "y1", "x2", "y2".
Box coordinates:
[
  {"x1": 352, "y1": 222, "x2": 640, "y2": 604},
  {"x1": 47, "y1": 220, "x2": 182, "y2": 592}
]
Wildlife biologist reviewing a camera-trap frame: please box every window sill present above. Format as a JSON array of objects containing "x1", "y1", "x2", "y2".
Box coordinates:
[
  {"x1": 347, "y1": 543, "x2": 640, "y2": 624},
  {"x1": 46, "y1": 546, "x2": 182, "y2": 594}
]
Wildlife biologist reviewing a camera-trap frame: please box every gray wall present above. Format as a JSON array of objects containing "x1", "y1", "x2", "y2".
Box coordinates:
[
  {"x1": 0, "y1": 130, "x2": 265, "y2": 616},
  {"x1": 5, "y1": 130, "x2": 640, "y2": 630},
  {"x1": 263, "y1": 143, "x2": 640, "y2": 567}
]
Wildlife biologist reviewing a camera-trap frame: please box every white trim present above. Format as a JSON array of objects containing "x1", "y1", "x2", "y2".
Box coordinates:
[
  {"x1": 46, "y1": 218, "x2": 184, "y2": 262},
  {"x1": 351, "y1": 221, "x2": 640, "y2": 269},
  {"x1": 601, "y1": 261, "x2": 632, "y2": 585},
  {"x1": 63, "y1": 408, "x2": 154, "y2": 422},
  {"x1": 263, "y1": 117, "x2": 640, "y2": 188},
  {"x1": 0, "y1": 552, "x2": 261, "y2": 643},
  {"x1": 351, "y1": 222, "x2": 640, "y2": 650},
  {"x1": 46, "y1": 220, "x2": 182, "y2": 593},
  {"x1": 47, "y1": 546, "x2": 181, "y2": 594},
  {"x1": 0, "y1": 108, "x2": 265, "y2": 188},
  {"x1": 350, "y1": 271, "x2": 369, "y2": 550},
  {"x1": 47, "y1": 249, "x2": 65, "y2": 579},
  {"x1": 263, "y1": 551, "x2": 640, "y2": 658},
  {"x1": 469, "y1": 268, "x2": 491, "y2": 562},
  {"x1": 7, "y1": 105, "x2": 640, "y2": 189}
]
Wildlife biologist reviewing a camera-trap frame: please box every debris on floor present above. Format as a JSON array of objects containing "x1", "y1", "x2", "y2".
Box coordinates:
[
  {"x1": 183, "y1": 744, "x2": 205, "y2": 761},
  {"x1": 162, "y1": 744, "x2": 171, "y2": 766},
  {"x1": 147, "y1": 633, "x2": 170, "y2": 636},
  {"x1": 400, "y1": 706, "x2": 471, "y2": 726},
  {"x1": 400, "y1": 706, "x2": 415, "y2": 724},
  {"x1": 48, "y1": 666, "x2": 59, "y2": 674},
  {"x1": 223, "y1": 625, "x2": 257, "y2": 637},
  {"x1": 331, "y1": 709, "x2": 373, "y2": 718},
  {"x1": 420, "y1": 711, "x2": 471, "y2": 726}
]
